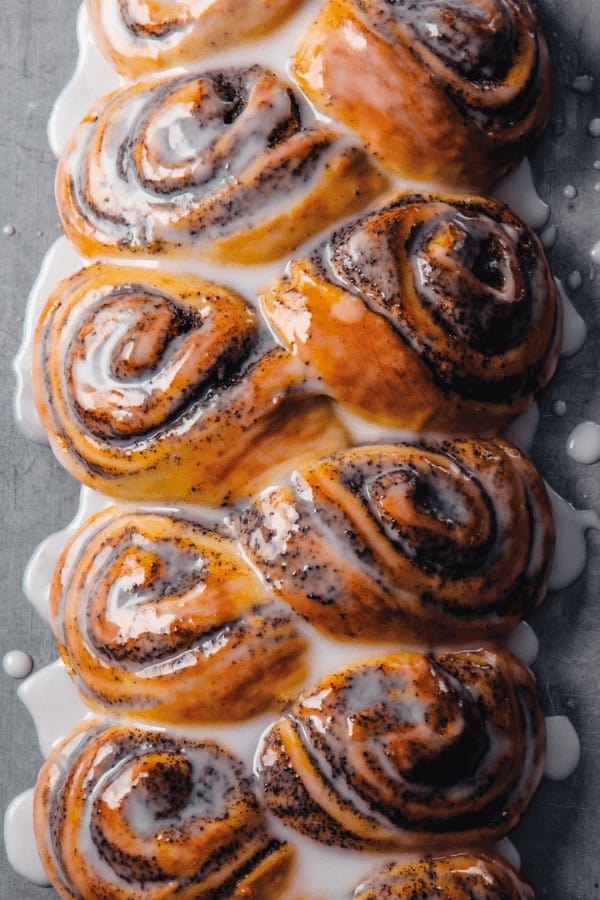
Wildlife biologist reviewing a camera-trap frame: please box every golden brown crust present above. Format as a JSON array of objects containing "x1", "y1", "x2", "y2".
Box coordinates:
[
  {"x1": 353, "y1": 853, "x2": 535, "y2": 899},
  {"x1": 87, "y1": 0, "x2": 303, "y2": 78},
  {"x1": 55, "y1": 66, "x2": 387, "y2": 264},
  {"x1": 50, "y1": 507, "x2": 308, "y2": 723},
  {"x1": 262, "y1": 193, "x2": 562, "y2": 434},
  {"x1": 34, "y1": 722, "x2": 293, "y2": 899},
  {"x1": 293, "y1": 0, "x2": 551, "y2": 189},
  {"x1": 32, "y1": 264, "x2": 348, "y2": 504},
  {"x1": 238, "y1": 439, "x2": 555, "y2": 642},
  {"x1": 256, "y1": 649, "x2": 545, "y2": 850}
]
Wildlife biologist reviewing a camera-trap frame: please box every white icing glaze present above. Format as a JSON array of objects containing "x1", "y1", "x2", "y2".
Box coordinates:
[
  {"x1": 547, "y1": 484, "x2": 600, "y2": 591},
  {"x1": 570, "y1": 75, "x2": 594, "y2": 94},
  {"x1": 17, "y1": 660, "x2": 91, "y2": 758},
  {"x1": 539, "y1": 221, "x2": 557, "y2": 249},
  {"x1": 566, "y1": 421, "x2": 600, "y2": 465},
  {"x1": 562, "y1": 184, "x2": 577, "y2": 200},
  {"x1": 552, "y1": 400, "x2": 567, "y2": 417},
  {"x1": 556, "y1": 278, "x2": 587, "y2": 358},
  {"x1": 566, "y1": 270, "x2": 583, "y2": 291},
  {"x1": 493, "y1": 158, "x2": 550, "y2": 229},
  {"x1": 544, "y1": 716, "x2": 581, "y2": 780},
  {"x1": 494, "y1": 837, "x2": 522, "y2": 872},
  {"x1": 502, "y1": 403, "x2": 540, "y2": 454},
  {"x1": 3, "y1": 790, "x2": 50, "y2": 887},
  {"x1": 2, "y1": 650, "x2": 33, "y2": 680},
  {"x1": 503, "y1": 622, "x2": 539, "y2": 667},
  {"x1": 591, "y1": 239, "x2": 600, "y2": 266},
  {"x1": 588, "y1": 118, "x2": 600, "y2": 138}
]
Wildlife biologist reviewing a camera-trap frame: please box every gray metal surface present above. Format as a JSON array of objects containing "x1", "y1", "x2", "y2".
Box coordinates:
[{"x1": 0, "y1": 1, "x2": 599, "y2": 897}]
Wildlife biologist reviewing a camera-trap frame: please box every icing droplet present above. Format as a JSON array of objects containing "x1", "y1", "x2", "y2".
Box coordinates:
[
  {"x1": 556, "y1": 279, "x2": 587, "y2": 357},
  {"x1": 570, "y1": 74, "x2": 594, "y2": 94},
  {"x1": 547, "y1": 485, "x2": 600, "y2": 591},
  {"x1": 566, "y1": 270, "x2": 583, "y2": 291},
  {"x1": 502, "y1": 403, "x2": 539, "y2": 454},
  {"x1": 503, "y1": 621, "x2": 539, "y2": 666},
  {"x1": 588, "y1": 118, "x2": 600, "y2": 137},
  {"x1": 552, "y1": 400, "x2": 567, "y2": 417},
  {"x1": 566, "y1": 421, "x2": 600, "y2": 464},
  {"x1": 544, "y1": 716, "x2": 581, "y2": 781},
  {"x1": 2, "y1": 224, "x2": 16, "y2": 236},
  {"x1": 3, "y1": 790, "x2": 50, "y2": 886},
  {"x1": 591, "y1": 240, "x2": 600, "y2": 265},
  {"x1": 594, "y1": 160, "x2": 600, "y2": 170},
  {"x1": 2, "y1": 651, "x2": 33, "y2": 680},
  {"x1": 563, "y1": 184, "x2": 577, "y2": 200}
]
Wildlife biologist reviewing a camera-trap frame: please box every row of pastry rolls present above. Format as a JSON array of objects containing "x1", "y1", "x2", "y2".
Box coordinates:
[
  {"x1": 32, "y1": 193, "x2": 562, "y2": 503},
  {"x1": 30, "y1": 0, "x2": 559, "y2": 895},
  {"x1": 83, "y1": 0, "x2": 550, "y2": 193}
]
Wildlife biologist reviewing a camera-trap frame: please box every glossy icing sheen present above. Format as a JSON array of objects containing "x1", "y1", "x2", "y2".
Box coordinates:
[
  {"x1": 86, "y1": 0, "x2": 304, "y2": 77},
  {"x1": 293, "y1": 0, "x2": 551, "y2": 188},
  {"x1": 32, "y1": 263, "x2": 348, "y2": 504},
  {"x1": 56, "y1": 66, "x2": 387, "y2": 265},
  {"x1": 239, "y1": 439, "x2": 555, "y2": 642},
  {"x1": 34, "y1": 722, "x2": 293, "y2": 899},
  {"x1": 50, "y1": 507, "x2": 308, "y2": 723},
  {"x1": 352, "y1": 852, "x2": 534, "y2": 898},
  {"x1": 262, "y1": 193, "x2": 562, "y2": 433},
  {"x1": 257, "y1": 648, "x2": 546, "y2": 850}
]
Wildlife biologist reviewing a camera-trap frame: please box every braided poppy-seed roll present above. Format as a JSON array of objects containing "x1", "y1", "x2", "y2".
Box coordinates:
[
  {"x1": 32, "y1": 264, "x2": 348, "y2": 504},
  {"x1": 352, "y1": 853, "x2": 534, "y2": 899},
  {"x1": 238, "y1": 439, "x2": 554, "y2": 642},
  {"x1": 261, "y1": 194, "x2": 561, "y2": 435},
  {"x1": 87, "y1": 0, "x2": 303, "y2": 78},
  {"x1": 256, "y1": 649, "x2": 545, "y2": 850},
  {"x1": 56, "y1": 66, "x2": 387, "y2": 265},
  {"x1": 293, "y1": 0, "x2": 550, "y2": 189},
  {"x1": 50, "y1": 507, "x2": 308, "y2": 724},
  {"x1": 34, "y1": 722, "x2": 293, "y2": 899}
]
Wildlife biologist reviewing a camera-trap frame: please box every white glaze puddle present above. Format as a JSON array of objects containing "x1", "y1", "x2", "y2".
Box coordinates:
[
  {"x1": 3, "y1": 791, "x2": 50, "y2": 887},
  {"x1": 493, "y1": 159, "x2": 550, "y2": 229},
  {"x1": 503, "y1": 622, "x2": 539, "y2": 667},
  {"x1": 566, "y1": 421, "x2": 600, "y2": 464},
  {"x1": 544, "y1": 716, "x2": 581, "y2": 781},
  {"x1": 556, "y1": 279, "x2": 587, "y2": 358},
  {"x1": 547, "y1": 485, "x2": 600, "y2": 591}
]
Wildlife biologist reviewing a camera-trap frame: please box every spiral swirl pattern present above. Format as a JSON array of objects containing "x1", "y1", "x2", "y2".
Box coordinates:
[
  {"x1": 257, "y1": 648, "x2": 545, "y2": 850},
  {"x1": 353, "y1": 853, "x2": 534, "y2": 899},
  {"x1": 34, "y1": 722, "x2": 293, "y2": 898},
  {"x1": 32, "y1": 264, "x2": 348, "y2": 504},
  {"x1": 56, "y1": 66, "x2": 387, "y2": 264},
  {"x1": 87, "y1": 0, "x2": 304, "y2": 77},
  {"x1": 262, "y1": 194, "x2": 561, "y2": 433},
  {"x1": 239, "y1": 439, "x2": 554, "y2": 641},
  {"x1": 293, "y1": 0, "x2": 550, "y2": 188},
  {"x1": 50, "y1": 507, "x2": 308, "y2": 723}
]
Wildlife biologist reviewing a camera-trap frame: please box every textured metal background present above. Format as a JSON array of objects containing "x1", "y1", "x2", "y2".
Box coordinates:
[{"x1": 0, "y1": 1, "x2": 599, "y2": 897}]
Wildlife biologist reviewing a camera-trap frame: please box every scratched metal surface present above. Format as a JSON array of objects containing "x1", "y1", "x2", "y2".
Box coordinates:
[{"x1": 0, "y1": 2, "x2": 599, "y2": 897}]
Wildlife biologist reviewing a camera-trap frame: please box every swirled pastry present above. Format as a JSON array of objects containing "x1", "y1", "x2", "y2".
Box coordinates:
[
  {"x1": 353, "y1": 853, "x2": 534, "y2": 899},
  {"x1": 87, "y1": 0, "x2": 303, "y2": 78},
  {"x1": 293, "y1": 0, "x2": 550, "y2": 189},
  {"x1": 56, "y1": 66, "x2": 387, "y2": 264},
  {"x1": 239, "y1": 439, "x2": 554, "y2": 642},
  {"x1": 262, "y1": 194, "x2": 562, "y2": 434},
  {"x1": 50, "y1": 507, "x2": 307, "y2": 723},
  {"x1": 34, "y1": 722, "x2": 292, "y2": 899},
  {"x1": 32, "y1": 264, "x2": 347, "y2": 504},
  {"x1": 257, "y1": 648, "x2": 545, "y2": 850}
]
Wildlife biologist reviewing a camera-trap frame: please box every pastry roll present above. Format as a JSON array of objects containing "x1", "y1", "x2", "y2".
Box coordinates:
[
  {"x1": 293, "y1": 0, "x2": 550, "y2": 189},
  {"x1": 50, "y1": 507, "x2": 307, "y2": 723},
  {"x1": 56, "y1": 66, "x2": 387, "y2": 264},
  {"x1": 34, "y1": 721, "x2": 293, "y2": 899},
  {"x1": 32, "y1": 264, "x2": 348, "y2": 504},
  {"x1": 353, "y1": 853, "x2": 534, "y2": 899},
  {"x1": 239, "y1": 439, "x2": 554, "y2": 642},
  {"x1": 257, "y1": 648, "x2": 545, "y2": 850},
  {"x1": 262, "y1": 194, "x2": 562, "y2": 434},
  {"x1": 87, "y1": 0, "x2": 303, "y2": 78}
]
